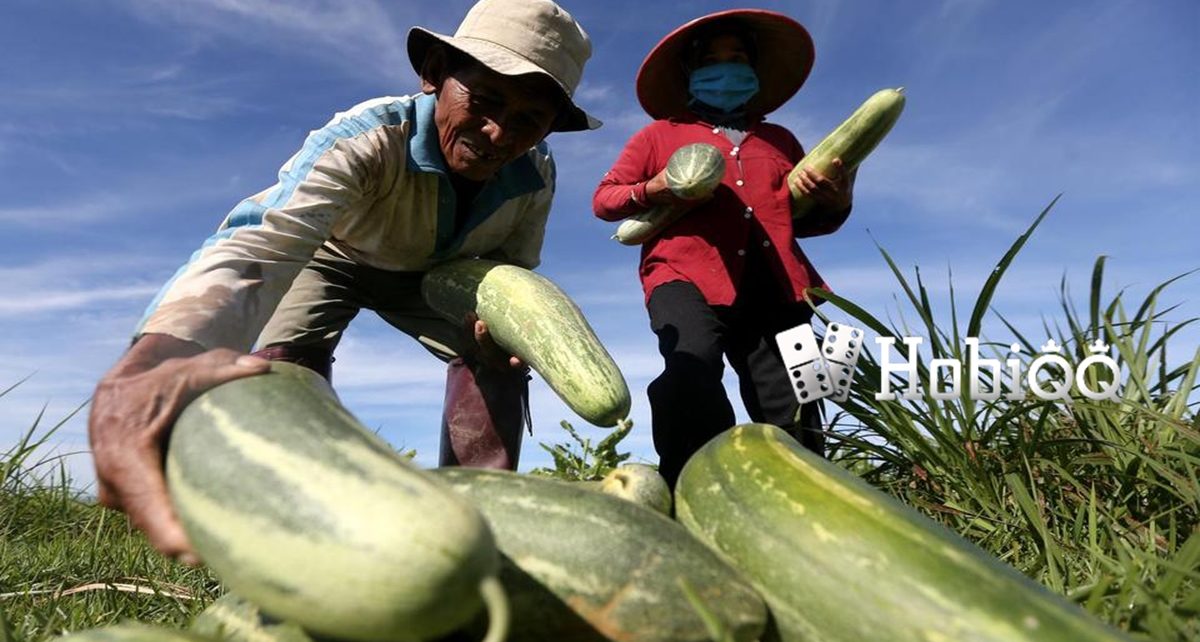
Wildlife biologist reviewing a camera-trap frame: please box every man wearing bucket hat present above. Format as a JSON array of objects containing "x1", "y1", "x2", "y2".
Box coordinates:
[
  {"x1": 88, "y1": 0, "x2": 599, "y2": 561},
  {"x1": 594, "y1": 9, "x2": 854, "y2": 488}
]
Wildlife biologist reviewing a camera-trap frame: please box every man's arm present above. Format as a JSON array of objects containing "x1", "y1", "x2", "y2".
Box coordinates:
[
  {"x1": 89, "y1": 334, "x2": 270, "y2": 563},
  {"x1": 92, "y1": 105, "x2": 386, "y2": 559},
  {"x1": 137, "y1": 141, "x2": 374, "y2": 352}
]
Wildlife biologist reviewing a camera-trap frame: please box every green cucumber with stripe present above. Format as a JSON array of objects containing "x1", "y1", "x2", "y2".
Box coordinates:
[
  {"x1": 56, "y1": 625, "x2": 215, "y2": 641},
  {"x1": 166, "y1": 362, "x2": 508, "y2": 642},
  {"x1": 421, "y1": 259, "x2": 631, "y2": 427},
  {"x1": 789, "y1": 87, "x2": 905, "y2": 219},
  {"x1": 675, "y1": 423, "x2": 1134, "y2": 642},
  {"x1": 434, "y1": 468, "x2": 767, "y2": 642},
  {"x1": 613, "y1": 143, "x2": 725, "y2": 245}
]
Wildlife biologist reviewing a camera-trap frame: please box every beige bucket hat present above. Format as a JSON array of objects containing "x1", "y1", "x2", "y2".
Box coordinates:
[{"x1": 408, "y1": 0, "x2": 601, "y2": 132}]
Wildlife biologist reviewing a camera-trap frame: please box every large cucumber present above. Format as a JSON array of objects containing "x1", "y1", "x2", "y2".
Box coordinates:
[
  {"x1": 613, "y1": 143, "x2": 725, "y2": 245},
  {"x1": 675, "y1": 423, "x2": 1133, "y2": 642},
  {"x1": 166, "y1": 362, "x2": 508, "y2": 642},
  {"x1": 56, "y1": 625, "x2": 214, "y2": 641},
  {"x1": 421, "y1": 259, "x2": 630, "y2": 427},
  {"x1": 789, "y1": 88, "x2": 905, "y2": 219},
  {"x1": 434, "y1": 468, "x2": 767, "y2": 642}
]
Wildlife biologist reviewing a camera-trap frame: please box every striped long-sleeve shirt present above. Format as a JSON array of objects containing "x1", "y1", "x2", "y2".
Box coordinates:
[{"x1": 136, "y1": 92, "x2": 556, "y2": 352}]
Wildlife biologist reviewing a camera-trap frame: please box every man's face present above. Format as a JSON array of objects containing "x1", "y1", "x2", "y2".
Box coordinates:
[{"x1": 429, "y1": 61, "x2": 563, "y2": 182}]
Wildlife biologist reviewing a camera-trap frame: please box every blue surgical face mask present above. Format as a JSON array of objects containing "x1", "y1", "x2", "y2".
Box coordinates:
[{"x1": 688, "y1": 62, "x2": 760, "y2": 113}]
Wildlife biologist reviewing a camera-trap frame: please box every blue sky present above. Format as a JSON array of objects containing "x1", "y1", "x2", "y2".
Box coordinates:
[{"x1": 1, "y1": 0, "x2": 1196, "y2": 488}]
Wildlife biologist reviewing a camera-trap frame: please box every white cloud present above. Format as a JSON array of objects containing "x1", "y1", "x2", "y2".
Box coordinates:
[
  {"x1": 324, "y1": 333, "x2": 449, "y2": 395},
  {"x1": 0, "y1": 193, "x2": 142, "y2": 227},
  {"x1": 0, "y1": 285, "x2": 160, "y2": 317},
  {"x1": 0, "y1": 146, "x2": 283, "y2": 229},
  {"x1": 0, "y1": 253, "x2": 173, "y2": 291},
  {"x1": 0, "y1": 257, "x2": 169, "y2": 451},
  {"x1": 574, "y1": 82, "x2": 616, "y2": 105},
  {"x1": 850, "y1": 140, "x2": 1022, "y2": 232},
  {"x1": 123, "y1": 0, "x2": 425, "y2": 86},
  {"x1": 3, "y1": 70, "x2": 252, "y2": 124}
]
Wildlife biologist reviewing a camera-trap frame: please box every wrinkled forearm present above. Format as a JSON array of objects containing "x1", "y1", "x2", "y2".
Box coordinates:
[{"x1": 112, "y1": 333, "x2": 207, "y2": 377}]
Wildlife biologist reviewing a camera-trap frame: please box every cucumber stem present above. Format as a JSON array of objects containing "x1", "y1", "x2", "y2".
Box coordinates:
[{"x1": 478, "y1": 575, "x2": 510, "y2": 642}]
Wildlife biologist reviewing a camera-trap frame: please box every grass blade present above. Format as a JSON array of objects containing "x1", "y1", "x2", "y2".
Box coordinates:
[{"x1": 966, "y1": 195, "x2": 1059, "y2": 338}]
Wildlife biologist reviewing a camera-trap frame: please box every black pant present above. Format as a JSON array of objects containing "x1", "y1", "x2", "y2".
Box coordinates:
[{"x1": 647, "y1": 279, "x2": 825, "y2": 488}]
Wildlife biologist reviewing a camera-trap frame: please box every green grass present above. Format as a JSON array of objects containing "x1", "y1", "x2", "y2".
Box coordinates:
[
  {"x1": 813, "y1": 198, "x2": 1199, "y2": 641},
  {"x1": 528, "y1": 418, "x2": 633, "y2": 481},
  {"x1": 0, "y1": 395, "x2": 219, "y2": 640},
  {"x1": 1, "y1": 199, "x2": 1196, "y2": 640}
]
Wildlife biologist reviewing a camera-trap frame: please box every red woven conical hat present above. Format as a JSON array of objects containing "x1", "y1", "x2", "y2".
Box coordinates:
[{"x1": 636, "y1": 9, "x2": 814, "y2": 120}]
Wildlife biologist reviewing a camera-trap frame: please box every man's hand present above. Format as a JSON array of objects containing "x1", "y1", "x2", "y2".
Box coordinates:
[
  {"x1": 88, "y1": 334, "x2": 270, "y2": 564},
  {"x1": 790, "y1": 157, "x2": 856, "y2": 213},
  {"x1": 463, "y1": 313, "x2": 525, "y2": 372}
]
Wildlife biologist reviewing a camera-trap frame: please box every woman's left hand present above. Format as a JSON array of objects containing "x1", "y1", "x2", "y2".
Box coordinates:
[{"x1": 790, "y1": 157, "x2": 856, "y2": 212}]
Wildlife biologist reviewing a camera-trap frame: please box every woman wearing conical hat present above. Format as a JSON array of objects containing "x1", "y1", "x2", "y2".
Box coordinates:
[{"x1": 593, "y1": 9, "x2": 855, "y2": 489}]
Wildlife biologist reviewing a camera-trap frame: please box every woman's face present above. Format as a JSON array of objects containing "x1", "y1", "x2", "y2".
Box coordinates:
[{"x1": 696, "y1": 33, "x2": 752, "y2": 68}]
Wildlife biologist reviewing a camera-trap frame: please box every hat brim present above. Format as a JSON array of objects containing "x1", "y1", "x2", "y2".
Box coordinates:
[
  {"x1": 635, "y1": 10, "x2": 814, "y2": 120},
  {"x1": 408, "y1": 27, "x2": 601, "y2": 133}
]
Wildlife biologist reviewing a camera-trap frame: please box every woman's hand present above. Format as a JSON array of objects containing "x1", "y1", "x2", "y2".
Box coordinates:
[
  {"x1": 644, "y1": 168, "x2": 715, "y2": 208},
  {"x1": 790, "y1": 157, "x2": 856, "y2": 212}
]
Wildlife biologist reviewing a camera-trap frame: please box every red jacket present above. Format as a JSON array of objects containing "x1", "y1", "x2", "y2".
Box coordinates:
[{"x1": 593, "y1": 118, "x2": 849, "y2": 306}]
